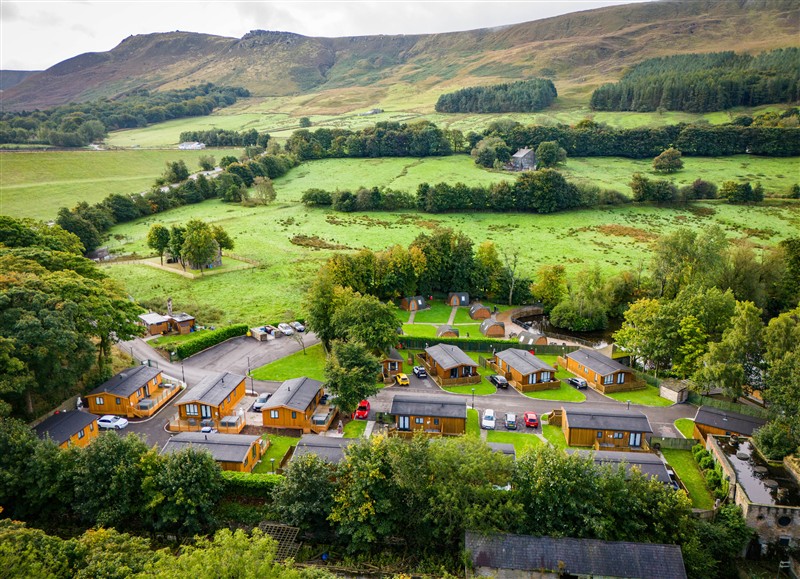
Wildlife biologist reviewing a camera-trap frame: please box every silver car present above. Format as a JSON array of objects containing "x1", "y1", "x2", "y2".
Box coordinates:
[
  {"x1": 253, "y1": 393, "x2": 271, "y2": 411},
  {"x1": 277, "y1": 323, "x2": 294, "y2": 336}
]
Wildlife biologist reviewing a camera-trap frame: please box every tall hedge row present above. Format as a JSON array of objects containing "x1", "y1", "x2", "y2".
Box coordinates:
[
  {"x1": 221, "y1": 471, "x2": 282, "y2": 499},
  {"x1": 175, "y1": 324, "x2": 249, "y2": 359}
]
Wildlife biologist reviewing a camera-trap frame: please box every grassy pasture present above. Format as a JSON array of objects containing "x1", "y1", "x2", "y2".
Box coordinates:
[{"x1": 0, "y1": 148, "x2": 236, "y2": 219}]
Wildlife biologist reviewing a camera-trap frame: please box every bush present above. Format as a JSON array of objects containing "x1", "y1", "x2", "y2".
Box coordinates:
[
  {"x1": 301, "y1": 188, "x2": 333, "y2": 206},
  {"x1": 175, "y1": 324, "x2": 249, "y2": 359},
  {"x1": 753, "y1": 419, "x2": 799, "y2": 460},
  {"x1": 698, "y1": 455, "x2": 715, "y2": 470},
  {"x1": 221, "y1": 471, "x2": 282, "y2": 499}
]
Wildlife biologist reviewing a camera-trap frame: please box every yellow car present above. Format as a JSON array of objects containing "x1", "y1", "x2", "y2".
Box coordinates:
[{"x1": 395, "y1": 373, "x2": 410, "y2": 386}]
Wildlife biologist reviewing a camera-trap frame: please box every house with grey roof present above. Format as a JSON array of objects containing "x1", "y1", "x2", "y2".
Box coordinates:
[
  {"x1": 493, "y1": 348, "x2": 558, "y2": 392},
  {"x1": 34, "y1": 410, "x2": 99, "y2": 449},
  {"x1": 509, "y1": 148, "x2": 537, "y2": 171},
  {"x1": 161, "y1": 432, "x2": 264, "y2": 472},
  {"x1": 693, "y1": 406, "x2": 767, "y2": 441},
  {"x1": 138, "y1": 312, "x2": 170, "y2": 335},
  {"x1": 466, "y1": 532, "x2": 687, "y2": 579},
  {"x1": 570, "y1": 449, "x2": 673, "y2": 485},
  {"x1": 421, "y1": 344, "x2": 480, "y2": 386},
  {"x1": 562, "y1": 406, "x2": 653, "y2": 451},
  {"x1": 87, "y1": 365, "x2": 175, "y2": 418},
  {"x1": 380, "y1": 347, "x2": 405, "y2": 383},
  {"x1": 261, "y1": 377, "x2": 335, "y2": 433},
  {"x1": 390, "y1": 393, "x2": 467, "y2": 436},
  {"x1": 291, "y1": 434, "x2": 357, "y2": 464},
  {"x1": 559, "y1": 348, "x2": 645, "y2": 393},
  {"x1": 173, "y1": 372, "x2": 247, "y2": 433}
]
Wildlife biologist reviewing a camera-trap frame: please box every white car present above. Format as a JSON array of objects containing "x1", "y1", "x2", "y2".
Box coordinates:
[
  {"x1": 290, "y1": 321, "x2": 305, "y2": 332},
  {"x1": 278, "y1": 323, "x2": 294, "y2": 336},
  {"x1": 97, "y1": 415, "x2": 129, "y2": 430},
  {"x1": 253, "y1": 392, "x2": 271, "y2": 411},
  {"x1": 481, "y1": 409, "x2": 496, "y2": 430}
]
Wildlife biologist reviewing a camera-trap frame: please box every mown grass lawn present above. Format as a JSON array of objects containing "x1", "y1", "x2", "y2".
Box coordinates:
[
  {"x1": 401, "y1": 323, "x2": 439, "y2": 338},
  {"x1": 251, "y1": 343, "x2": 327, "y2": 382},
  {"x1": 254, "y1": 434, "x2": 300, "y2": 473},
  {"x1": 542, "y1": 424, "x2": 568, "y2": 450},
  {"x1": 524, "y1": 382, "x2": 586, "y2": 403},
  {"x1": 343, "y1": 420, "x2": 367, "y2": 438},
  {"x1": 487, "y1": 430, "x2": 543, "y2": 453},
  {"x1": 661, "y1": 449, "x2": 715, "y2": 509},
  {"x1": 466, "y1": 408, "x2": 480, "y2": 437},
  {"x1": 606, "y1": 385, "x2": 673, "y2": 407},
  {"x1": 452, "y1": 307, "x2": 474, "y2": 324},
  {"x1": 675, "y1": 418, "x2": 697, "y2": 439},
  {"x1": 412, "y1": 302, "x2": 455, "y2": 324}
]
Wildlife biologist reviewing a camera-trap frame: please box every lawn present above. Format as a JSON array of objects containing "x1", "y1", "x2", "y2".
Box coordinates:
[
  {"x1": 343, "y1": 419, "x2": 367, "y2": 438},
  {"x1": 251, "y1": 343, "x2": 327, "y2": 382},
  {"x1": 412, "y1": 302, "x2": 456, "y2": 324},
  {"x1": 675, "y1": 418, "x2": 696, "y2": 439},
  {"x1": 524, "y1": 382, "x2": 586, "y2": 403},
  {"x1": 452, "y1": 307, "x2": 474, "y2": 324},
  {"x1": 542, "y1": 424, "x2": 568, "y2": 450},
  {"x1": 661, "y1": 449, "x2": 715, "y2": 509},
  {"x1": 401, "y1": 323, "x2": 439, "y2": 338},
  {"x1": 487, "y1": 430, "x2": 544, "y2": 453},
  {"x1": 253, "y1": 433, "x2": 300, "y2": 473},
  {"x1": 606, "y1": 385, "x2": 673, "y2": 407},
  {"x1": 466, "y1": 408, "x2": 480, "y2": 437},
  {"x1": 442, "y1": 351, "x2": 497, "y2": 395},
  {"x1": 0, "y1": 148, "x2": 235, "y2": 220}
]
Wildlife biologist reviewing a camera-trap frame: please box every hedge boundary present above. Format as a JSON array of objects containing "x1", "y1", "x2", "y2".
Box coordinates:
[
  {"x1": 221, "y1": 471, "x2": 282, "y2": 499},
  {"x1": 175, "y1": 323, "x2": 249, "y2": 359}
]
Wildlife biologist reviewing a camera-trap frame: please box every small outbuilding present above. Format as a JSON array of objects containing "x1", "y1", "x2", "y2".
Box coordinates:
[
  {"x1": 469, "y1": 302, "x2": 491, "y2": 320},
  {"x1": 139, "y1": 312, "x2": 170, "y2": 336},
  {"x1": 446, "y1": 292, "x2": 469, "y2": 306},
  {"x1": 436, "y1": 325, "x2": 460, "y2": 338},
  {"x1": 517, "y1": 330, "x2": 548, "y2": 347},
  {"x1": 169, "y1": 312, "x2": 196, "y2": 334},
  {"x1": 291, "y1": 434, "x2": 357, "y2": 464},
  {"x1": 692, "y1": 406, "x2": 767, "y2": 441},
  {"x1": 380, "y1": 348, "x2": 404, "y2": 382},
  {"x1": 400, "y1": 296, "x2": 429, "y2": 312},
  {"x1": 34, "y1": 410, "x2": 98, "y2": 449},
  {"x1": 510, "y1": 148, "x2": 537, "y2": 171},
  {"x1": 162, "y1": 432, "x2": 264, "y2": 473},
  {"x1": 659, "y1": 379, "x2": 689, "y2": 404},
  {"x1": 480, "y1": 318, "x2": 505, "y2": 338}
]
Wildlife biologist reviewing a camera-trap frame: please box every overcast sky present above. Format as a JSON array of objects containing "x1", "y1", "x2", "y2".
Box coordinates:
[{"x1": 2, "y1": 0, "x2": 653, "y2": 71}]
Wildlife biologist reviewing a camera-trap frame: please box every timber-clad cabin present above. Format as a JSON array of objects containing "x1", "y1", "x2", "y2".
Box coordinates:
[
  {"x1": 291, "y1": 434, "x2": 357, "y2": 464},
  {"x1": 517, "y1": 330, "x2": 548, "y2": 347},
  {"x1": 400, "y1": 295, "x2": 429, "y2": 311},
  {"x1": 493, "y1": 349, "x2": 559, "y2": 392},
  {"x1": 469, "y1": 302, "x2": 491, "y2": 320},
  {"x1": 446, "y1": 292, "x2": 469, "y2": 306},
  {"x1": 87, "y1": 366, "x2": 176, "y2": 418},
  {"x1": 562, "y1": 406, "x2": 653, "y2": 451},
  {"x1": 138, "y1": 312, "x2": 170, "y2": 336},
  {"x1": 161, "y1": 432, "x2": 265, "y2": 473},
  {"x1": 261, "y1": 377, "x2": 336, "y2": 433},
  {"x1": 570, "y1": 450, "x2": 673, "y2": 485},
  {"x1": 390, "y1": 393, "x2": 466, "y2": 437},
  {"x1": 436, "y1": 324, "x2": 459, "y2": 338},
  {"x1": 172, "y1": 372, "x2": 246, "y2": 433},
  {"x1": 34, "y1": 410, "x2": 98, "y2": 449},
  {"x1": 419, "y1": 343, "x2": 480, "y2": 386},
  {"x1": 558, "y1": 348, "x2": 644, "y2": 393},
  {"x1": 692, "y1": 406, "x2": 766, "y2": 441},
  {"x1": 169, "y1": 312, "x2": 196, "y2": 334},
  {"x1": 380, "y1": 348, "x2": 404, "y2": 383},
  {"x1": 480, "y1": 318, "x2": 505, "y2": 338}
]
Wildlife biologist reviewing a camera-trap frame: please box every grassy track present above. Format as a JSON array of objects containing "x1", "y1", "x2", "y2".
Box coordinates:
[
  {"x1": 0, "y1": 148, "x2": 236, "y2": 219},
  {"x1": 661, "y1": 449, "x2": 715, "y2": 509},
  {"x1": 466, "y1": 408, "x2": 480, "y2": 437}
]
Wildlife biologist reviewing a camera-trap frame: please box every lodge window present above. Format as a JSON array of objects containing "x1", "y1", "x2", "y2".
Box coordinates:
[
  {"x1": 617, "y1": 373, "x2": 625, "y2": 384},
  {"x1": 291, "y1": 412, "x2": 297, "y2": 419},
  {"x1": 389, "y1": 362, "x2": 398, "y2": 371},
  {"x1": 270, "y1": 410, "x2": 279, "y2": 419},
  {"x1": 115, "y1": 398, "x2": 122, "y2": 405},
  {"x1": 185, "y1": 404, "x2": 199, "y2": 417},
  {"x1": 597, "y1": 431, "x2": 603, "y2": 438},
  {"x1": 226, "y1": 395, "x2": 231, "y2": 404},
  {"x1": 415, "y1": 418, "x2": 424, "y2": 424},
  {"x1": 613, "y1": 432, "x2": 624, "y2": 439},
  {"x1": 434, "y1": 419, "x2": 439, "y2": 425},
  {"x1": 95, "y1": 397, "x2": 104, "y2": 405},
  {"x1": 603, "y1": 375, "x2": 613, "y2": 385},
  {"x1": 450, "y1": 368, "x2": 458, "y2": 378},
  {"x1": 77, "y1": 429, "x2": 85, "y2": 439},
  {"x1": 89, "y1": 423, "x2": 94, "y2": 432},
  {"x1": 252, "y1": 445, "x2": 257, "y2": 458},
  {"x1": 541, "y1": 371, "x2": 551, "y2": 382}
]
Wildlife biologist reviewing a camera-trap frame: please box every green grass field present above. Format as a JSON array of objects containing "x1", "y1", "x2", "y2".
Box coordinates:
[
  {"x1": 524, "y1": 382, "x2": 586, "y2": 403},
  {"x1": 411, "y1": 302, "x2": 455, "y2": 324},
  {"x1": 486, "y1": 430, "x2": 543, "y2": 453},
  {"x1": 254, "y1": 433, "x2": 300, "y2": 473},
  {"x1": 343, "y1": 419, "x2": 367, "y2": 438},
  {"x1": 542, "y1": 424, "x2": 569, "y2": 450},
  {"x1": 251, "y1": 343, "x2": 327, "y2": 382},
  {"x1": 0, "y1": 148, "x2": 236, "y2": 219},
  {"x1": 606, "y1": 385, "x2": 673, "y2": 407},
  {"x1": 661, "y1": 449, "x2": 715, "y2": 509},
  {"x1": 675, "y1": 418, "x2": 697, "y2": 439}
]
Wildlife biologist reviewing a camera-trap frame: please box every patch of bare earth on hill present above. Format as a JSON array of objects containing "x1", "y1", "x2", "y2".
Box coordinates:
[
  {"x1": 290, "y1": 235, "x2": 352, "y2": 250},
  {"x1": 593, "y1": 224, "x2": 658, "y2": 243}
]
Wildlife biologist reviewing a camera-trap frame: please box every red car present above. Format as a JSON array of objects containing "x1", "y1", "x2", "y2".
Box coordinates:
[
  {"x1": 523, "y1": 411, "x2": 539, "y2": 428},
  {"x1": 353, "y1": 400, "x2": 370, "y2": 420}
]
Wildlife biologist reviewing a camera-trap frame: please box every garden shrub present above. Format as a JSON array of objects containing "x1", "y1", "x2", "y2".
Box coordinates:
[{"x1": 221, "y1": 471, "x2": 282, "y2": 499}]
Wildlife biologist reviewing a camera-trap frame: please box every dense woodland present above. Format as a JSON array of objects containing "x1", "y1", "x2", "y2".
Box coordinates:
[
  {"x1": 434, "y1": 78, "x2": 558, "y2": 113},
  {"x1": 0, "y1": 84, "x2": 248, "y2": 147},
  {"x1": 590, "y1": 49, "x2": 800, "y2": 112}
]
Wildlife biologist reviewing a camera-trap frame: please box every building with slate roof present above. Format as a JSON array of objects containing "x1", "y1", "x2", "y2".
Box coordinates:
[
  {"x1": 570, "y1": 449, "x2": 673, "y2": 485},
  {"x1": 479, "y1": 318, "x2": 505, "y2": 338},
  {"x1": 168, "y1": 312, "x2": 196, "y2": 334},
  {"x1": 390, "y1": 393, "x2": 467, "y2": 436},
  {"x1": 87, "y1": 365, "x2": 176, "y2": 418},
  {"x1": 493, "y1": 348, "x2": 558, "y2": 393},
  {"x1": 488, "y1": 442, "x2": 516, "y2": 459},
  {"x1": 379, "y1": 348, "x2": 405, "y2": 383},
  {"x1": 558, "y1": 348, "x2": 644, "y2": 393},
  {"x1": 161, "y1": 432, "x2": 264, "y2": 472},
  {"x1": 173, "y1": 372, "x2": 247, "y2": 433},
  {"x1": 693, "y1": 406, "x2": 767, "y2": 441},
  {"x1": 446, "y1": 292, "x2": 470, "y2": 306},
  {"x1": 261, "y1": 377, "x2": 335, "y2": 433},
  {"x1": 509, "y1": 147, "x2": 537, "y2": 171},
  {"x1": 517, "y1": 330, "x2": 548, "y2": 347},
  {"x1": 466, "y1": 532, "x2": 687, "y2": 579},
  {"x1": 469, "y1": 302, "x2": 491, "y2": 320},
  {"x1": 562, "y1": 406, "x2": 653, "y2": 451},
  {"x1": 138, "y1": 312, "x2": 170, "y2": 336},
  {"x1": 291, "y1": 434, "x2": 357, "y2": 464},
  {"x1": 34, "y1": 410, "x2": 98, "y2": 449},
  {"x1": 399, "y1": 295, "x2": 429, "y2": 312},
  {"x1": 436, "y1": 324, "x2": 460, "y2": 338},
  {"x1": 421, "y1": 344, "x2": 480, "y2": 386}
]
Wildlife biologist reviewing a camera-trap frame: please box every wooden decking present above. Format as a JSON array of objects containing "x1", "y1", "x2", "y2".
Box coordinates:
[
  {"x1": 167, "y1": 414, "x2": 245, "y2": 434},
  {"x1": 130, "y1": 384, "x2": 182, "y2": 418}
]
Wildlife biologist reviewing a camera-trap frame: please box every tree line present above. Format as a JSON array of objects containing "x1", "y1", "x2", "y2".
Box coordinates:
[
  {"x1": 590, "y1": 49, "x2": 800, "y2": 112},
  {"x1": 434, "y1": 78, "x2": 557, "y2": 113},
  {"x1": 0, "y1": 84, "x2": 249, "y2": 147},
  {"x1": 178, "y1": 128, "x2": 270, "y2": 147},
  {"x1": 146, "y1": 220, "x2": 233, "y2": 273}
]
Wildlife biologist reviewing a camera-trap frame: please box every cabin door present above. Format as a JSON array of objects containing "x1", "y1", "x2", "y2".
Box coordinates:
[
  {"x1": 398, "y1": 416, "x2": 410, "y2": 430},
  {"x1": 629, "y1": 432, "x2": 641, "y2": 447},
  {"x1": 201, "y1": 405, "x2": 212, "y2": 419}
]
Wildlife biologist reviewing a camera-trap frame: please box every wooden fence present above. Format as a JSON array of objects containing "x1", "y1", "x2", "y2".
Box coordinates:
[
  {"x1": 686, "y1": 392, "x2": 769, "y2": 419},
  {"x1": 649, "y1": 436, "x2": 699, "y2": 451}
]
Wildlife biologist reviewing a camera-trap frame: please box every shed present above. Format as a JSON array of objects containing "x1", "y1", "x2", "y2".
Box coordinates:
[
  {"x1": 660, "y1": 379, "x2": 689, "y2": 403},
  {"x1": 161, "y1": 432, "x2": 263, "y2": 472},
  {"x1": 469, "y1": 302, "x2": 491, "y2": 320},
  {"x1": 479, "y1": 318, "x2": 505, "y2": 338},
  {"x1": 562, "y1": 406, "x2": 653, "y2": 450},
  {"x1": 517, "y1": 330, "x2": 547, "y2": 347},
  {"x1": 291, "y1": 434, "x2": 357, "y2": 464},
  {"x1": 169, "y1": 312, "x2": 196, "y2": 334},
  {"x1": 390, "y1": 393, "x2": 466, "y2": 436},
  {"x1": 34, "y1": 410, "x2": 98, "y2": 449},
  {"x1": 446, "y1": 292, "x2": 469, "y2": 306},
  {"x1": 692, "y1": 406, "x2": 767, "y2": 441},
  {"x1": 466, "y1": 531, "x2": 687, "y2": 579},
  {"x1": 436, "y1": 325, "x2": 460, "y2": 338},
  {"x1": 510, "y1": 148, "x2": 537, "y2": 171},
  {"x1": 400, "y1": 295, "x2": 429, "y2": 312},
  {"x1": 139, "y1": 312, "x2": 170, "y2": 336}
]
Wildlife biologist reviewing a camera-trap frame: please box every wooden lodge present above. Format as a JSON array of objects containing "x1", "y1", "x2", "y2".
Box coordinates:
[
  {"x1": 493, "y1": 348, "x2": 559, "y2": 392},
  {"x1": 390, "y1": 393, "x2": 466, "y2": 437},
  {"x1": 34, "y1": 410, "x2": 98, "y2": 449},
  {"x1": 437, "y1": 324, "x2": 460, "y2": 338},
  {"x1": 558, "y1": 349, "x2": 644, "y2": 394},
  {"x1": 380, "y1": 348, "x2": 404, "y2": 383},
  {"x1": 261, "y1": 377, "x2": 335, "y2": 434},
  {"x1": 561, "y1": 406, "x2": 653, "y2": 451},
  {"x1": 692, "y1": 406, "x2": 767, "y2": 441},
  {"x1": 139, "y1": 312, "x2": 170, "y2": 336},
  {"x1": 517, "y1": 331, "x2": 548, "y2": 347},
  {"x1": 469, "y1": 302, "x2": 491, "y2": 320},
  {"x1": 291, "y1": 434, "x2": 357, "y2": 465},
  {"x1": 419, "y1": 344, "x2": 480, "y2": 386},
  {"x1": 570, "y1": 450, "x2": 673, "y2": 485},
  {"x1": 400, "y1": 296, "x2": 429, "y2": 312},
  {"x1": 171, "y1": 372, "x2": 247, "y2": 433},
  {"x1": 480, "y1": 318, "x2": 505, "y2": 338},
  {"x1": 87, "y1": 366, "x2": 179, "y2": 418},
  {"x1": 169, "y1": 312, "x2": 196, "y2": 334},
  {"x1": 161, "y1": 432, "x2": 265, "y2": 473},
  {"x1": 446, "y1": 292, "x2": 469, "y2": 306}
]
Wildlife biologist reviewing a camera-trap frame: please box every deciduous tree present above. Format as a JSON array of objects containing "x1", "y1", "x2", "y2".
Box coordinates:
[
  {"x1": 146, "y1": 224, "x2": 170, "y2": 265},
  {"x1": 323, "y1": 342, "x2": 381, "y2": 415}
]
